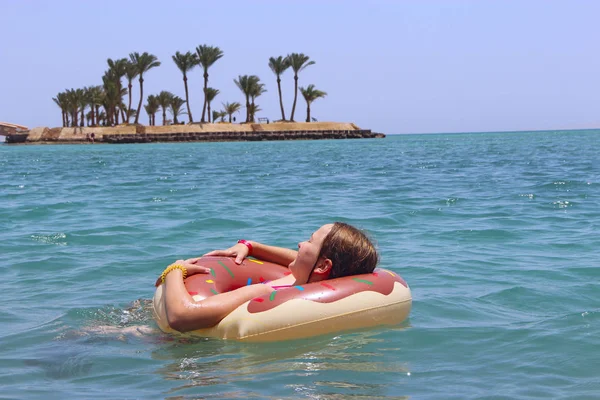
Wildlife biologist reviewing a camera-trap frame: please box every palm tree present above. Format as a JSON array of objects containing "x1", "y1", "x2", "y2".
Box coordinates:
[
  {"x1": 204, "y1": 87, "x2": 220, "y2": 123},
  {"x1": 86, "y1": 86, "x2": 104, "y2": 127},
  {"x1": 65, "y1": 88, "x2": 84, "y2": 127},
  {"x1": 101, "y1": 78, "x2": 119, "y2": 126},
  {"x1": 157, "y1": 91, "x2": 174, "y2": 125},
  {"x1": 125, "y1": 61, "x2": 139, "y2": 123},
  {"x1": 102, "y1": 70, "x2": 119, "y2": 124},
  {"x1": 217, "y1": 110, "x2": 227, "y2": 122},
  {"x1": 234, "y1": 75, "x2": 260, "y2": 123},
  {"x1": 102, "y1": 72, "x2": 128, "y2": 125},
  {"x1": 129, "y1": 52, "x2": 161, "y2": 124},
  {"x1": 77, "y1": 89, "x2": 88, "y2": 126},
  {"x1": 268, "y1": 56, "x2": 291, "y2": 121},
  {"x1": 300, "y1": 84, "x2": 327, "y2": 122},
  {"x1": 222, "y1": 101, "x2": 241, "y2": 123},
  {"x1": 172, "y1": 51, "x2": 198, "y2": 123},
  {"x1": 52, "y1": 92, "x2": 69, "y2": 127},
  {"x1": 107, "y1": 58, "x2": 128, "y2": 122},
  {"x1": 196, "y1": 44, "x2": 224, "y2": 122},
  {"x1": 287, "y1": 53, "x2": 315, "y2": 121},
  {"x1": 145, "y1": 95, "x2": 159, "y2": 126},
  {"x1": 249, "y1": 81, "x2": 266, "y2": 122},
  {"x1": 96, "y1": 111, "x2": 107, "y2": 126},
  {"x1": 144, "y1": 104, "x2": 153, "y2": 125},
  {"x1": 169, "y1": 96, "x2": 186, "y2": 124},
  {"x1": 85, "y1": 110, "x2": 93, "y2": 127},
  {"x1": 84, "y1": 86, "x2": 103, "y2": 126},
  {"x1": 247, "y1": 104, "x2": 262, "y2": 122}
]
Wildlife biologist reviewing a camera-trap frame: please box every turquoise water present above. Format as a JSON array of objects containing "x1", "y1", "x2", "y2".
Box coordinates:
[{"x1": 1, "y1": 131, "x2": 599, "y2": 399}]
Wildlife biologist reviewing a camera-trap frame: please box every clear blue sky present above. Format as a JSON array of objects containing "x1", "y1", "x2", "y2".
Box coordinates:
[{"x1": 1, "y1": 0, "x2": 599, "y2": 134}]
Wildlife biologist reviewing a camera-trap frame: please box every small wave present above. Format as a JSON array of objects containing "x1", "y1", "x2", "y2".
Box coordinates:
[
  {"x1": 23, "y1": 352, "x2": 93, "y2": 379},
  {"x1": 85, "y1": 299, "x2": 154, "y2": 326},
  {"x1": 552, "y1": 200, "x2": 573, "y2": 209},
  {"x1": 30, "y1": 233, "x2": 67, "y2": 245},
  {"x1": 536, "y1": 180, "x2": 593, "y2": 191},
  {"x1": 519, "y1": 193, "x2": 535, "y2": 199}
]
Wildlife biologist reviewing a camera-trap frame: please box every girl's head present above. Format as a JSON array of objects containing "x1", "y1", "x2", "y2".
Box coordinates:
[{"x1": 290, "y1": 222, "x2": 379, "y2": 283}]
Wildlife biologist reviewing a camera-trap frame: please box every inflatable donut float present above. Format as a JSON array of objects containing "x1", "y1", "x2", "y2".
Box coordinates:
[{"x1": 152, "y1": 256, "x2": 412, "y2": 342}]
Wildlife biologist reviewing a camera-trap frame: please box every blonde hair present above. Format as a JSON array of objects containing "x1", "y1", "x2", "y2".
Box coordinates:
[{"x1": 319, "y1": 222, "x2": 379, "y2": 279}]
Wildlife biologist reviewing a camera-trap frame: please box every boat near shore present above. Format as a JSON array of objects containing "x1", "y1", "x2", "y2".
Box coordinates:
[{"x1": 4, "y1": 122, "x2": 385, "y2": 144}]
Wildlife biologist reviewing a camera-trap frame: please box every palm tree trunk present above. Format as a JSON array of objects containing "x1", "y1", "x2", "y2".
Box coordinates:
[
  {"x1": 91, "y1": 106, "x2": 95, "y2": 127},
  {"x1": 277, "y1": 77, "x2": 286, "y2": 121},
  {"x1": 127, "y1": 82, "x2": 133, "y2": 123},
  {"x1": 135, "y1": 76, "x2": 144, "y2": 124},
  {"x1": 208, "y1": 102, "x2": 212, "y2": 122},
  {"x1": 115, "y1": 107, "x2": 120, "y2": 125},
  {"x1": 162, "y1": 108, "x2": 167, "y2": 125},
  {"x1": 184, "y1": 76, "x2": 193, "y2": 123},
  {"x1": 80, "y1": 108, "x2": 85, "y2": 127},
  {"x1": 290, "y1": 74, "x2": 299, "y2": 121},
  {"x1": 245, "y1": 96, "x2": 250, "y2": 123},
  {"x1": 201, "y1": 71, "x2": 208, "y2": 122},
  {"x1": 306, "y1": 104, "x2": 311, "y2": 122},
  {"x1": 120, "y1": 107, "x2": 126, "y2": 123},
  {"x1": 62, "y1": 111, "x2": 66, "y2": 127},
  {"x1": 228, "y1": 112, "x2": 232, "y2": 123}
]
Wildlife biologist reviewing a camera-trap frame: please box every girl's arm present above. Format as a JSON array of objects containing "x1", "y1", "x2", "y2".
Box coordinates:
[
  {"x1": 162, "y1": 267, "x2": 273, "y2": 332},
  {"x1": 243, "y1": 241, "x2": 297, "y2": 266},
  {"x1": 200, "y1": 240, "x2": 298, "y2": 266}
]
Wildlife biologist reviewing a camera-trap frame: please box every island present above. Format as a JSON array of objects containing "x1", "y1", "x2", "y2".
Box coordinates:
[
  {"x1": 5, "y1": 122, "x2": 384, "y2": 144},
  {"x1": 4, "y1": 49, "x2": 386, "y2": 144}
]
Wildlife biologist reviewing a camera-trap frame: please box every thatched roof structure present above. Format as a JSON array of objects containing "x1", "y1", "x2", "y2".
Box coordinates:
[{"x1": 0, "y1": 122, "x2": 28, "y2": 136}]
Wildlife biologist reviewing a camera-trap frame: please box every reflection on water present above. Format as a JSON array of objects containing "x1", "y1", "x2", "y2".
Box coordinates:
[
  {"x1": 152, "y1": 328, "x2": 410, "y2": 398},
  {"x1": 23, "y1": 296, "x2": 413, "y2": 398},
  {"x1": 14, "y1": 295, "x2": 411, "y2": 398}
]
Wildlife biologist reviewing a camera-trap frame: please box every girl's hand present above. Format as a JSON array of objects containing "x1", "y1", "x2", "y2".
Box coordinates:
[
  {"x1": 155, "y1": 260, "x2": 211, "y2": 287},
  {"x1": 202, "y1": 242, "x2": 250, "y2": 264}
]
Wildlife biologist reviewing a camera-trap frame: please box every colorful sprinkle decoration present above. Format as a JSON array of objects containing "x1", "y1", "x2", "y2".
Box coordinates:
[
  {"x1": 218, "y1": 261, "x2": 235, "y2": 278},
  {"x1": 352, "y1": 278, "x2": 373, "y2": 285}
]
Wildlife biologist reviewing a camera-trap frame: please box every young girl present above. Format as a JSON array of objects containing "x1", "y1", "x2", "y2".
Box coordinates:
[{"x1": 156, "y1": 222, "x2": 378, "y2": 333}]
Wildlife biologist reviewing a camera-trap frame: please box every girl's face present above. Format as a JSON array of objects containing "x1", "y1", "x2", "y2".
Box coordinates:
[{"x1": 288, "y1": 224, "x2": 333, "y2": 283}]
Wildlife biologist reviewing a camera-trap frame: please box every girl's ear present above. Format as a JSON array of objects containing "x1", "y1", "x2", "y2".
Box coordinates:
[{"x1": 313, "y1": 258, "x2": 332, "y2": 279}]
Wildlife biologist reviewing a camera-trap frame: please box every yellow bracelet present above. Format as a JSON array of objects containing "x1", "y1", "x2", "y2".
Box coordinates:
[{"x1": 160, "y1": 264, "x2": 188, "y2": 284}]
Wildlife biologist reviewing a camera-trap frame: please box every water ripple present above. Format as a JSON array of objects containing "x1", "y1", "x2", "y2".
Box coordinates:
[{"x1": 1, "y1": 131, "x2": 600, "y2": 399}]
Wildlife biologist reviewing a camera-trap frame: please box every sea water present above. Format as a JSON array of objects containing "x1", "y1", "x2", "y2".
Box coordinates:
[{"x1": 0, "y1": 131, "x2": 599, "y2": 399}]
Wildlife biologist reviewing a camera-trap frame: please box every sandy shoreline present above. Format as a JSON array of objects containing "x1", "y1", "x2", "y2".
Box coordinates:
[{"x1": 5, "y1": 122, "x2": 384, "y2": 144}]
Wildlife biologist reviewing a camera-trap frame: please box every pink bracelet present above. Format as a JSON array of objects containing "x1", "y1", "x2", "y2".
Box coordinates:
[{"x1": 237, "y1": 239, "x2": 253, "y2": 255}]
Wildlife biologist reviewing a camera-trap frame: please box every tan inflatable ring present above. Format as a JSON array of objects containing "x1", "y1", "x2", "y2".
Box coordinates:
[{"x1": 153, "y1": 256, "x2": 412, "y2": 342}]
